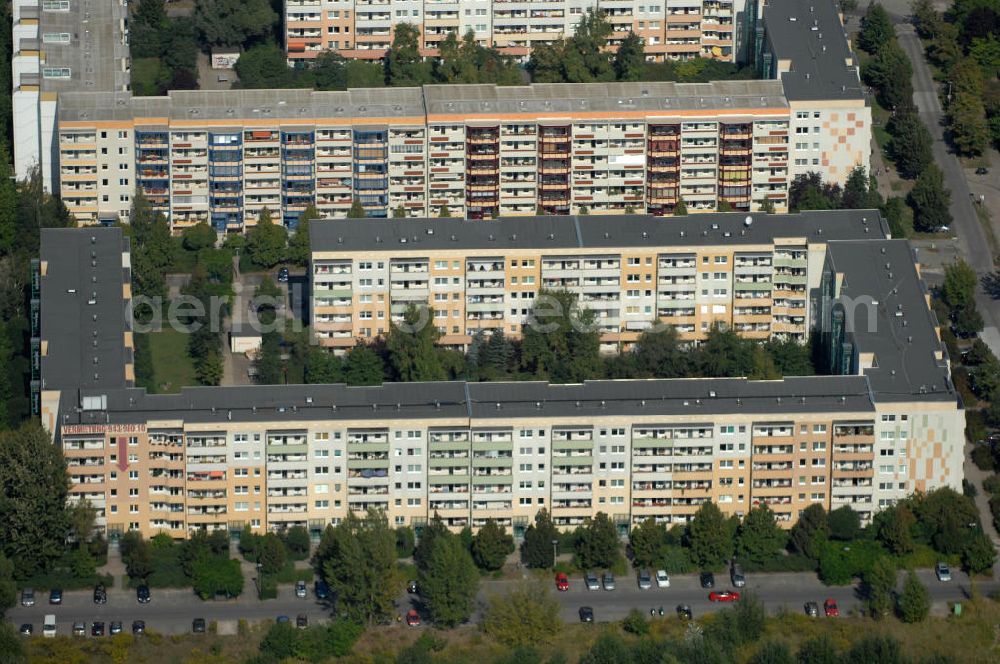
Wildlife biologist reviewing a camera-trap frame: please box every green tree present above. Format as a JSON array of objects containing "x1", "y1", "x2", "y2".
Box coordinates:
[
  {"x1": 828, "y1": 505, "x2": 861, "y2": 541},
  {"x1": 245, "y1": 209, "x2": 288, "y2": 268},
  {"x1": 471, "y1": 519, "x2": 515, "y2": 571},
  {"x1": 130, "y1": 0, "x2": 170, "y2": 59},
  {"x1": 897, "y1": 570, "x2": 930, "y2": 623},
  {"x1": 395, "y1": 526, "x2": 416, "y2": 558},
  {"x1": 908, "y1": 164, "x2": 951, "y2": 232},
  {"x1": 864, "y1": 556, "x2": 897, "y2": 620},
  {"x1": 66, "y1": 499, "x2": 97, "y2": 547},
  {"x1": 942, "y1": 260, "x2": 978, "y2": 312},
  {"x1": 841, "y1": 166, "x2": 882, "y2": 209},
  {"x1": 674, "y1": 199, "x2": 688, "y2": 215},
  {"x1": 419, "y1": 531, "x2": 479, "y2": 627},
  {"x1": 575, "y1": 512, "x2": 621, "y2": 570},
  {"x1": 0, "y1": 141, "x2": 17, "y2": 256},
  {"x1": 393, "y1": 205, "x2": 407, "y2": 218},
  {"x1": 386, "y1": 305, "x2": 447, "y2": 382},
  {"x1": 873, "y1": 504, "x2": 916, "y2": 555},
  {"x1": 789, "y1": 172, "x2": 841, "y2": 211},
  {"x1": 632, "y1": 326, "x2": 688, "y2": 378},
  {"x1": 521, "y1": 289, "x2": 601, "y2": 383},
  {"x1": 386, "y1": 23, "x2": 432, "y2": 86},
  {"x1": 286, "y1": 204, "x2": 317, "y2": 266},
  {"x1": 789, "y1": 504, "x2": 828, "y2": 559},
  {"x1": 881, "y1": 196, "x2": 914, "y2": 237},
  {"x1": 0, "y1": 554, "x2": 16, "y2": 616},
  {"x1": 0, "y1": 423, "x2": 69, "y2": 579},
  {"x1": 414, "y1": 514, "x2": 449, "y2": 570},
  {"x1": 949, "y1": 91, "x2": 991, "y2": 156},
  {"x1": 859, "y1": 3, "x2": 894, "y2": 54},
  {"x1": 614, "y1": 32, "x2": 645, "y2": 81},
  {"x1": 483, "y1": 582, "x2": 561, "y2": 647},
  {"x1": 233, "y1": 43, "x2": 295, "y2": 88},
  {"x1": 347, "y1": 199, "x2": 367, "y2": 218},
  {"x1": 629, "y1": 518, "x2": 668, "y2": 569},
  {"x1": 305, "y1": 348, "x2": 343, "y2": 384},
  {"x1": 343, "y1": 343, "x2": 384, "y2": 385},
  {"x1": 686, "y1": 501, "x2": 733, "y2": 570},
  {"x1": 564, "y1": 9, "x2": 614, "y2": 82},
  {"x1": 961, "y1": 532, "x2": 996, "y2": 574},
  {"x1": 254, "y1": 332, "x2": 284, "y2": 385},
  {"x1": 862, "y1": 41, "x2": 914, "y2": 111},
  {"x1": 435, "y1": 31, "x2": 478, "y2": 84},
  {"x1": 888, "y1": 111, "x2": 934, "y2": 179},
  {"x1": 521, "y1": 508, "x2": 558, "y2": 568},
  {"x1": 192, "y1": 0, "x2": 277, "y2": 48},
  {"x1": 795, "y1": 634, "x2": 840, "y2": 664},
  {"x1": 735, "y1": 505, "x2": 787, "y2": 566},
  {"x1": 181, "y1": 221, "x2": 217, "y2": 251},
  {"x1": 527, "y1": 42, "x2": 567, "y2": 83},
  {"x1": 846, "y1": 635, "x2": 905, "y2": 664},
  {"x1": 192, "y1": 556, "x2": 244, "y2": 599},
  {"x1": 438, "y1": 204, "x2": 452, "y2": 218},
  {"x1": 912, "y1": 487, "x2": 980, "y2": 554},
  {"x1": 257, "y1": 533, "x2": 288, "y2": 574},
  {"x1": 258, "y1": 621, "x2": 298, "y2": 660},
  {"x1": 313, "y1": 509, "x2": 397, "y2": 624},
  {"x1": 0, "y1": 621, "x2": 25, "y2": 663}
]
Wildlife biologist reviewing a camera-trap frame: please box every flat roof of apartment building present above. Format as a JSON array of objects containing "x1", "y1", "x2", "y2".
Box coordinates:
[
  {"x1": 38, "y1": 227, "x2": 131, "y2": 391},
  {"x1": 311, "y1": 210, "x2": 889, "y2": 254},
  {"x1": 58, "y1": 375, "x2": 876, "y2": 429},
  {"x1": 33, "y1": 0, "x2": 129, "y2": 95},
  {"x1": 762, "y1": 0, "x2": 866, "y2": 102},
  {"x1": 421, "y1": 80, "x2": 788, "y2": 117},
  {"x1": 826, "y1": 239, "x2": 953, "y2": 403}
]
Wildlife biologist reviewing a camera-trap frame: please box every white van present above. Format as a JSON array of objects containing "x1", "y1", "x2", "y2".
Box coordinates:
[{"x1": 42, "y1": 614, "x2": 57, "y2": 638}]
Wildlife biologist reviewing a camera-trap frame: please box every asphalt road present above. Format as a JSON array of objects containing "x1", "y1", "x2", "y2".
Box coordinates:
[{"x1": 8, "y1": 569, "x2": 994, "y2": 636}]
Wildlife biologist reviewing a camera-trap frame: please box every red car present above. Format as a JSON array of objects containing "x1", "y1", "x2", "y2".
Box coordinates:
[
  {"x1": 823, "y1": 599, "x2": 839, "y2": 617},
  {"x1": 405, "y1": 609, "x2": 420, "y2": 627},
  {"x1": 555, "y1": 572, "x2": 570, "y2": 591},
  {"x1": 708, "y1": 590, "x2": 741, "y2": 602}
]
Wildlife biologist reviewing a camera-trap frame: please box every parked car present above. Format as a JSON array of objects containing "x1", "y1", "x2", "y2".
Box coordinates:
[
  {"x1": 555, "y1": 572, "x2": 569, "y2": 591},
  {"x1": 72, "y1": 622, "x2": 86, "y2": 637},
  {"x1": 936, "y1": 562, "x2": 952, "y2": 582},
  {"x1": 579, "y1": 606, "x2": 594, "y2": 623},
  {"x1": 192, "y1": 618, "x2": 206, "y2": 634},
  {"x1": 20, "y1": 588, "x2": 34, "y2": 607},
  {"x1": 296, "y1": 614, "x2": 308, "y2": 629},
  {"x1": 637, "y1": 569, "x2": 652, "y2": 590},
  {"x1": 277, "y1": 267, "x2": 290, "y2": 283},
  {"x1": 315, "y1": 580, "x2": 331, "y2": 600},
  {"x1": 49, "y1": 589, "x2": 63, "y2": 605},
  {"x1": 42, "y1": 615, "x2": 57, "y2": 638},
  {"x1": 109, "y1": 621, "x2": 123, "y2": 636},
  {"x1": 730, "y1": 563, "x2": 746, "y2": 588},
  {"x1": 699, "y1": 572, "x2": 715, "y2": 589},
  {"x1": 276, "y1": 616, "x2": 290, "y2": 624},
  {"x1": 295, "y1": 580, "x2": 307, "y2": 598},
  {"x1": 584, "y1": 571, "x2": 600, "y2": 591},
  {"x1": 708, "y1": 590, "x2": 740, "y2": 602},
  {"x1": 19, "y1": 624, "x2": 32, "y2": 636},
  {"x1": 91, "y1": 622, "x2": 105, "y2": 637},
  {"x1": 406, "y1": 609, "x2": 420, "y2": 627},
  {"x1": 602, "y1": 572, "x2": 615, "y2": 591},
  {"x1": 93, "y1": 584, "x2": 107, "y2": 604},
  {"x1": 823, "y1": 599, "x2": 839, "y2": 617},
  {"x1": 656, "y1": 570, "x2": 670, "y2": 588},
  {"x1": 804, "y1": 602, "x2": 819, "y2": 618},
  {"x1": 136, "y1": 585, "x2": 151, "y2": 604},
  {"x1": 676, "y1": 604, "x2": 693, "y2": 620},
  {"x1": 132, "y1": 620, "x2": 146, "y2": 635},
  {"x1": 406, "y1": 580, "x2": 418, "y2": 594},
  {"x1": 976, "y1": 167, "x2": 990, "y2": 175}
]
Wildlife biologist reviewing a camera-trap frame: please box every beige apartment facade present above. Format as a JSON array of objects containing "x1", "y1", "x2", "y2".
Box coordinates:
[
  {"x1": 284, "y1": 0, "x2": 747, "y2": 64},
  {"x1": 309, "y1": 211, "x2": 879, "y2": 352}
]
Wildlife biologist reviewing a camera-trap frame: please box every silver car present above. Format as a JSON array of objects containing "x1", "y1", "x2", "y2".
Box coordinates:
[
  {"x1": 602, "y1": 572, "x2": 615, "y2": 591},
  {"x1": 20, "y1": 588, "x2": 34, "y2": 607},
  {"x1": 638, "y1": 569, "x2": 652, "y2": 589},
  {"x1": 935, "y1": 562, "x2": 952, "y2": 582},
  {"x1": 584, "y1": 572, "x2": 600, "y2": 591}
]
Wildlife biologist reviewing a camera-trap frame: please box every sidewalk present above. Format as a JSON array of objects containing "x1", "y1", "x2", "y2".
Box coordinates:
[{"x1": 99, "y1": 541, "x2": 128, "y2": 589}]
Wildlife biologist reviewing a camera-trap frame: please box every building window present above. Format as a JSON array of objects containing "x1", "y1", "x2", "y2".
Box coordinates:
[{"x1": 42, "y1": 67, "x2": 71, "y2": 79}]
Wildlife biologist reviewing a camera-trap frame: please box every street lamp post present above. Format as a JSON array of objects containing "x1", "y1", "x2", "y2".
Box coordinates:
[
  {"x1": 256, "y1": 561, "x2": 263, "y2": 600},
  {"x1": 552, "y1": 539, "x2": 559, "y2": 569}
]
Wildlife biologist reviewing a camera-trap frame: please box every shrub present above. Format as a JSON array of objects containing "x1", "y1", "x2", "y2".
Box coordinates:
[
  {"x1": 972, "y1": 444, "x2": 996, "y2": 472},
  {"x1": 742, "y1": 553, "x2": 817, "y2": 573},
  {"x1": 622, "y1": 608, "x2": 649, "y2": 635},
  {"x1": 983, "y1": 474, "x2": 1000, "y2": 495},
  {"x1": 282, "y1": 526, "x2": 311, "y2": 561}
]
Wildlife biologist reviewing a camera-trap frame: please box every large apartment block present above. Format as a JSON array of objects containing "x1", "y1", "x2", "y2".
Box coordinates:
[
  {"x1": 284, "y1": 0, "x2": 749, "y2": 64},
  {"x1": 309, "y1": 210, "x2": 883, "y2": 351},
  {"x1": 12, "y1": 0, "x2": 870, "y2": 232},
  {"x1": 38, "y1": 217, "x2": 963, "y2": 539}
]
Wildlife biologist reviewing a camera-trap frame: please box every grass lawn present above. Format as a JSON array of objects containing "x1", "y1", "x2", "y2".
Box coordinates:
[
  {"x1": 147, "y1": 327, "x2": 198, "y2": 393},
  {"x1": 271, "y1": 560, "x2": 314, "y2": 584}
]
